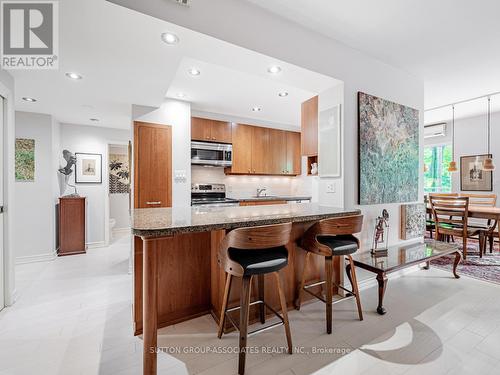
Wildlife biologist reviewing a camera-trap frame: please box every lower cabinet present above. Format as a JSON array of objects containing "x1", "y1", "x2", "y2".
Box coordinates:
[
  {"x1": 58, "y1": 196, "x2": 86, "y2": 256},
  {"x1": 239, "y1": 200, "x2": 287, "y2": 206}
]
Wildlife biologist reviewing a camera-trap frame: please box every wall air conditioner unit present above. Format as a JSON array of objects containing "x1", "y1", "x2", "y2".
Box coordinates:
[
  {"x1": 170, "y1": 0, "x2": 191, "y2": 6},
  {"x1": 424, "y1": 122, "x2": 446, "y2": 139}
]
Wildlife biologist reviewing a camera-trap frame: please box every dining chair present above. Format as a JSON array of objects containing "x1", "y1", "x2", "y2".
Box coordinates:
[
  {"x1": 426, "y1": 193, "x2": 459, "y2": 239},
  {"x1": 459, "y1": 193, "x2": 498, "y2": 255},
  {"x1": 430, "y1": 195, "x2": 484, "y2": 260}
]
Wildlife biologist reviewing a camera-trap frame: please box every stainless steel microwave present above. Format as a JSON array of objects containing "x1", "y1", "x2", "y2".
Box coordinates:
[{"x1": 191, "y1": 141, "x2": 232, "y2": 167}]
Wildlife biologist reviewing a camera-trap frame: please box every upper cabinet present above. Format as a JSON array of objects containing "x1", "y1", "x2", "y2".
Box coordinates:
[
  {"x1": 191, "y1": 117, "x2": 232, "y2": 143},
  {"x1": 227, "y1": 123, "x2": 301, "y2": 176},
  {"x1": 301, "y1": 95, "x2": 318, "y2": 156}
]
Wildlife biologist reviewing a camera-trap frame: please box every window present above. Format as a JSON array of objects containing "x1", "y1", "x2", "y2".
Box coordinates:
[{"x1": 423, "y1": 144, "x2": 452, "y2": 193}]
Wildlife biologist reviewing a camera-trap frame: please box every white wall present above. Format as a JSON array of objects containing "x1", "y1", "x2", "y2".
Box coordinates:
[
  {"x1": 114, "y1": 0, "x2": 425, "y2": 248},
  {"x1": 133, "y1": 100, "x2": 192, "y2": 206},
  {"x1": 0, "y1": 69, "x2": 16, "y2": 305},
  {"x1": 425, "y1": 111, "x2": 500, "y2": 197},
  {"x1": 60, "y1": 124, "x2": 130, "y2": 245},
  {"x1": 14, "y1": 112, "x2": 58, "y2": 263}
]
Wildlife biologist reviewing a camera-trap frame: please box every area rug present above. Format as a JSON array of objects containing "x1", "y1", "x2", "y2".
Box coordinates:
[{"x1": 429, "y1": 238, "x2": 500, "y2": 285}]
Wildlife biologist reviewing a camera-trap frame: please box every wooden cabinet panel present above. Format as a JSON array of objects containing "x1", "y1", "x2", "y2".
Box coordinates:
[
  {"x1": 301, "y1": 95, "x2": 318, "y2": 156},
  {"x1": 134, "y1": 122, "x2": 172, "y2": 208},
  {"x1": 286, "y1": 131, "x2": 301, "y2": 175},
  {"x1": 231, "y1": 123, "x2": 253, "y2": 174},
  {"x1": 251, "y1": 126, "x2": 270, "y2": 174},
  {"x1": 268, "y1": 129, "x2": 287, "y2": 174},
  {"x1": 211, "y1": 120, "x2": 232, "y2": 143},
  {"x1": 58, "y1": 197, "x2": 86, "y2": 256},
  {"x1": 240, "y1": 200, "x2": 287, "y2": 206},
  {"x1": 191, "y1": 117, "x2": 212, "y2": 141}
]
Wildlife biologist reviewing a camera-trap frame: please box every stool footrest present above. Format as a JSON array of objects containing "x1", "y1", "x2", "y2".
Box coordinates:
[
  {"x1": 303, "y1": 279, "x2": 357, "y2": 304},
  {"x1": 223, "y1": 299, "x2": 286, "y2": 336}
]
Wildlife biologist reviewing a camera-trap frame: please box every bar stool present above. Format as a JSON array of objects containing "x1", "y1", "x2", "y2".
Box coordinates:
[
  {"x1": 296, "y1": 215, "x2": 364, "y2": 334},
  {"x1": 217, "y1": 222, "x2": 293, "y2": 375}
]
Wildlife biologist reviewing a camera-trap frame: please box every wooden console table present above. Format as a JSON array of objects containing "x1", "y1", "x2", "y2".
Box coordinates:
[{"x1": 348, "y1": 240, "x2": 462, "y2": 315}]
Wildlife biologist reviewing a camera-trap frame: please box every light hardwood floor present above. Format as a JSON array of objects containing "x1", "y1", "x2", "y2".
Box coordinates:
[{"x1": 1, "y1": 234, "x2": 499, "y2": 375}]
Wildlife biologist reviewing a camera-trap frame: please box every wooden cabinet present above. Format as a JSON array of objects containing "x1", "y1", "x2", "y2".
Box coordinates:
[
  {"x1": 228, "y1": 123, "x2": 301, "y2": 176},
  {"x1": 58, "y1": 197, "x2": 86, "y2": 256},
  {"x1": 134, "y1": 121, "x2": 172, "y2": 208},
  {"x1": 239, "y1": 200, "x2": 287, "y2": 206},
  {"x1": 251, "y1": 126, "x2": 269, "y2": 174},
  {"x1": 269, "y1": 129, "x2": 287, "y2": 174},
  {"x1": 286, "y1": 131, "x2": 301, "y2": 175},
  {"x1": 231, "y1": 123, "x2": 253, "y2": 174},
  {"x1": 301, "y1": 95, "x2": 318, "y2": 156},
  {"x1": 191, "y1": 117, "x2": 231, "y2": 143}
]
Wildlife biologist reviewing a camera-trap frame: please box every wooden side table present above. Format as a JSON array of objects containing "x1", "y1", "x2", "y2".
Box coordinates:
[{"x1": 58, "y1": 196, "x2": 86, "y2": 256}]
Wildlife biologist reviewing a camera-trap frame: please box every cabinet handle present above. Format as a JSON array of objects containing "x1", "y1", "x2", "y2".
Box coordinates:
[
  {"x1": 146, "y1": 201, "x2": 161, "y2": 205},
  {"x1": 212, "y1": 137, "x2": 216, "y2": 140}
]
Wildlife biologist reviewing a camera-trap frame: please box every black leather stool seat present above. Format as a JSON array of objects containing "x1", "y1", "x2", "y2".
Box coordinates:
[
  {"x1": 228, "y1": 246, "x2": 288, "y2": 275},
  {"x1": 316, "y1": 235, "x2": 358, "y2": 255}
]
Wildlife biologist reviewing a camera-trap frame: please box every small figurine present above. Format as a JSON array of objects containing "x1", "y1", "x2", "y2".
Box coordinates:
[
  {"x1": 58, "y1": 150, "x2": 78, "y2": 196},
  {"x1": 372, "y1": 209, "x2": 389, "y2": 253}
]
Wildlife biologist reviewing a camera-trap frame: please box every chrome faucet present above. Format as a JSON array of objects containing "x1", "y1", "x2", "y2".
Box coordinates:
[{"x1": 256, "y1": 187, "x2": 267, "y2": 197}]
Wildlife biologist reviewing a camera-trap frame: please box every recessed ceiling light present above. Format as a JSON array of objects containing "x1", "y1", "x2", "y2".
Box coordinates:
[
  {"x1": 267, "y1": 65, "x2": 282, "y2": 74},
  {"x1": 65, "y1": 72, "x2": 83, "y2": 80},
  {"x1": 177, "y1": 92, "x2": 187, "y2": 99},
  {"x1": 161, "y1": 32, "x2": 179, "y2": 45},
  {"x1": 90, "y1": 118, "x2": 99, "y2": 122},
  {"x1": 22, "y1": 97, "x2": 37, "y2": 102},
  {"x1": 252, "y1": 106, "x2": 262, "y2": 112},
  {"x1": 188, "y1": 67, "x2": 201, "y2": 76},
  {"x1": 278, "y1": 91, "x2": 289, "y2": 97}
]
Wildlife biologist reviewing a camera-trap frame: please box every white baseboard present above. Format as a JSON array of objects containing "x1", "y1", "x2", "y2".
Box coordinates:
[
  {"x1": 86, "y1": 241, "x2": 106, "y2": 249},
  {"x1": 356, "y1": 264, "x2": 422, "y2": 291},
  {"x1": 112, "y1": 227, "x2": 130, "y2": 234},
  {"x1": 16, "y1": 250, "x2": 58, "y2": 265}
]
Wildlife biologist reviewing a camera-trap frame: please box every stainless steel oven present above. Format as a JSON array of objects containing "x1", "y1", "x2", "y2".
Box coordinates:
[{"x1": 191, "y1": 141, "x2": 232, "y2": 167}]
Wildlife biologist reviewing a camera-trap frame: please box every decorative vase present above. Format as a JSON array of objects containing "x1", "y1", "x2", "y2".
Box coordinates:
[{"x1": 311, "y1": 163, "x2": 318, "y2": 175}]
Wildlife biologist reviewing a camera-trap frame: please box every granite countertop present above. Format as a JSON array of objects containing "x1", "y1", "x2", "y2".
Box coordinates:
[
  {"x1": 132, "y1": 203, "x2": 361, "y2": 238},
  {"x1": 234, "y1": 195, "x2": 312, "y2": 202}
]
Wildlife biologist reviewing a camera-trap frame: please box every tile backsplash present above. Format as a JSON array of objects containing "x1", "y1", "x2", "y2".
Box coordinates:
[{"x1": 191, "y1": 166, "x2": 312, "y2": 198}]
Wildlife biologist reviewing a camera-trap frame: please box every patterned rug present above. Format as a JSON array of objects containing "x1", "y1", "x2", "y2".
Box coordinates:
[{"x1": 429, "y1": 237, "x2": 500, "y2": 285}]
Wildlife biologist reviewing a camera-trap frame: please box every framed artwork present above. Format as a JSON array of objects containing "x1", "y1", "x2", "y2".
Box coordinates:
[
  {"x1": 109, "y1": 153, "x2": 130, "y2": 194},
  {"x1": 318, "y1": 105, "x2": 341, "y2": 177},
  {"x1": 15, "y1": 138, "x2": 35, "y2": 182},
  {"x1": 358, "y1": 92, "x2": 419, "y2": 205},
  {"x1": 460, "y1": 154, "x2": 493, "y2": 191},
  {"x1": 400, "y1": 203, "x2": 426, "y2": 240},
  {"x1": 75, "y1": 153, "x2": 102, "y2": 183}
]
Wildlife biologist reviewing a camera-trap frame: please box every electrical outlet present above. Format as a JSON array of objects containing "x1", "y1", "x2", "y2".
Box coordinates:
[
  {"x1": 174, "y1": 170, "x2": 187, "y2": 183},
  {"x1": 326, "y1": 183, "x2": 335, "y2": 193}
]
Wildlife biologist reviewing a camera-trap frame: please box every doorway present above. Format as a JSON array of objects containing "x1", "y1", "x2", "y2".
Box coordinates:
[
  {"x1": 107, "y1": 143, "x2": 131, "y2": 244},
  {"x1": 0, "y1": 96, "x2": 4, "y2": 311}
]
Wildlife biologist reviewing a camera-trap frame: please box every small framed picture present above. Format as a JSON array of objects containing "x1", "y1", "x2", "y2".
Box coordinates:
[
  {"x1": 75, "y1": 153, "x2": 102, "y2": 184},
  {"x1": 460, "y1": 154, "x2": 493, "y2": 191}
]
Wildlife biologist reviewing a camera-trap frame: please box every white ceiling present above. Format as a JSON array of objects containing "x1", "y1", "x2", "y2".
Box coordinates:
[
  {"x1": 10, "y1": 0, "x2": 338, "y2": 129},
  {"x1": 246, "y1": 0, "x2": 500, "y2": 123},
  {"x1": 167, "y1": 58, "x2": 320, "y2": 127}
]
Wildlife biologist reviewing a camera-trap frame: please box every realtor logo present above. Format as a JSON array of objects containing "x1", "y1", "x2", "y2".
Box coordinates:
[{"x1": 1, "y1": 1, "x2": 58, "y2": 69}]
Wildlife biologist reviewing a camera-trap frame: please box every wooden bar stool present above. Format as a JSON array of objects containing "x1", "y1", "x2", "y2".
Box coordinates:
[
  {"x1": 217, "y1": 222, "x2": 293, "y2": 375},
  {"x1": 296, "y1": 215, "x2": 364, "y2": 334}
]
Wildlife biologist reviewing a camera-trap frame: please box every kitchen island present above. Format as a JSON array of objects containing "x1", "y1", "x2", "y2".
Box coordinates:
[{"x1": 132, "y1": 203, "x2": 361, "y2": 375}]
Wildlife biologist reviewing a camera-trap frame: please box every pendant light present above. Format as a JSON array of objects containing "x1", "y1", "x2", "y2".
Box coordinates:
[
  {"x1": 448, "y1": 105, "x2": 458, "y2": 172},
  {"x1": 483, "y1": 97, "x2": 495, "y2": 171}
]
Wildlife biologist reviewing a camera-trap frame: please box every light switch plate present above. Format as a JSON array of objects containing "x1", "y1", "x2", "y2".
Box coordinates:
[
  {"x1": 326, "y1": 183, "x2": 335, "y2": 193},
  {"x1": 174, "y1": 170, "x2": 187, "y2": 183}
]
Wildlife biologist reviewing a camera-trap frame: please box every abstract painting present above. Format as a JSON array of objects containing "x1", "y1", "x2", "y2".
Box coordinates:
[
  {"x1": 15, "y1": 138, "x2": 35, "y2": 181},
  {"x1": 460, "y1": 154, "x2": 493, "y2": 191},
  {"x1": 358, "y1": 92, "x2": 419, "y2": 204},
  {"x1": 75, "y1": 153, "x2": 102, "y2": 183},
  {"x1": 400, "y1": 203, "x2": 426, "y2": 240},
  {"x1": 109, "y1": 153, "x2": 130, "y2": 194}
]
